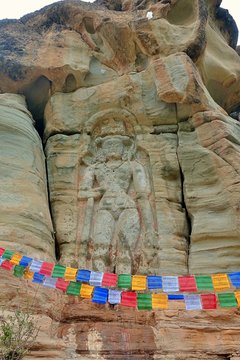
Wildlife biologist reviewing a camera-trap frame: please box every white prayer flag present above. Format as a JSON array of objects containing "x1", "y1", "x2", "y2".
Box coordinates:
[
  {"x1": 89, "y1": 271, "x2": 103, "y2": 286},
  {"x1": 162, "y1": 276, "x2": 179, "y2": 292},
  {"x1": 0, "y1": 257, "x2": 4, "y2": 265},
  {"x1": 184, "y1": 294, "x2": 202, "y2": 311},
  {"x1": 108, "y1": 289, "x2": 121, "y2": 304},
  {"x1": 43, "y1": 277, "x2": 57, "y2": 289},
  {"x1": 29, "y1": 259, "x2": 43, "y2": 273}
]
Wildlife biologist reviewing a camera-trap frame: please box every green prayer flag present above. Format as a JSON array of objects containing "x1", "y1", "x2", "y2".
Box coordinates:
[
  {"x1": 137, "y1": 293, "x2": 152, "y2": 310},
  {"x1": 195, "y1": 275, "x2": 214, "y2": 290},
  {"x1": 13, "y1": 265, "x2": 25, "y2": 278},
  {"x1": 66, "y1": 281, "x2": 81, "y2": 296},
  {"x1": 117, "y1": 274, "x2": 132, "y2": 289},
  {"x1": 52, "y1": 264, "x2": 66, "y2": 278},
  {"x1": 218, "y1": 293, "x2": 237, "y2": 308},
  {"x1": 2, "y1": 250, "x2": 14, "y2": 260}
]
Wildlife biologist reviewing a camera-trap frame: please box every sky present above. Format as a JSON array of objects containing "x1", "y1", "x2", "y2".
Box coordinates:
[{"x1": 0, "y1": 0, "x2": 239, "y2": 43}]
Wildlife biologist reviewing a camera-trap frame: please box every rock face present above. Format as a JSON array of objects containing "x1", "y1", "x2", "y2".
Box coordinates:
[{"x1": 0, "y1": 0, "x2": 240, "y2": 358}]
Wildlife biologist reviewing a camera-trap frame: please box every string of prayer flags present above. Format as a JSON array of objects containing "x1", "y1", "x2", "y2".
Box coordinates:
[
  {"x1": 89, "y1": 271, "x2": 104, "y2": 286},
  {"x1": 147, "y1": 275, "x2": 162, "y2": 289},
  {"x1": 39, "y1": 262, "x2": 54, "y2": 277},
  {"x1": 77, "y1": 269, "x2": 91, "y2": 283},
  {"x1": 118, "y1": 274, "x2": 132, "y2": 289},
  {"x1": 218, "y1": 293, "x2": 237, "y2": 308},
  {"x1": 162, "y1": 276, "x2": 179, "y2": 292},
  {"x1": 67, "y1": 281, "x2": 81, "y2": 296},
  {"x1": 228, "y1": 272, "x2": 240, "y2": 289},
  {"x1": 1, "y1": 260, "x2": 14, "y2": 270},
  {"x1": 92, "y1": 287, "x2": 108, "y2": 304},
  {"x1": 64, "y1": 267, "x2": 78, "y2": 281},
  {"x1": 137, "y1": 293, "x2": 152, "y2": 310},
  {"x1": 201, "y1": 294, "x2": 217, "y2": 310},
  {"x1": 52, "y1": 264, "x2": 66, "y2": 278},
  {"x1": 29, "y1": 260, "x2": 43, "y2": 273},
  {"x1": 179, "y1": 276, "x2": 197, "y2": 292},
  {"x1": 102, "y1": 272, "x2": 117, "y2": 287},
  {"x1": 108, "y1": 289, "x2": 121, "y2": 305},
  {"x1": 184, "y1": 294, "x2": 202, "y2": 310},
  {"x1": 152, "y1": 294, "x2": 168, "y2": 309},
  {"x1": 13, "y1": 265, "x2": 25, "y2": 278},
  {"x1": 80, "y1": 283, "x2": 94, "y2": 299},
  {"x1": 43, "y1": 277, "x2": 57, "y2": 289},
  {"x1": 212, "y1": 274, "x2": 230, "y2": 291},
  {"x1": 2, "y1": 250, "x2": 14, "y2": 260},
  {"x1": 195, "y1": 275, "x2": 214, "y2": 291},
  {"x1": 56, "y1": 278, "x2": 69, "y2": 292},
  {"x1": 10, "y1": 253, "x2": 22, "y2": 266},
  {"x1": 32, "y1": 272, "x2": 45, "y2": 284},
  {"x1": 19, "y1": 256, "x2": 32, "y2": 267},
  {"x1": 121, "y1": 291, "x2": 137, "y2": 308},
  {"x1": 132, "y1": 275, "x2": 147, "y2": 291}
]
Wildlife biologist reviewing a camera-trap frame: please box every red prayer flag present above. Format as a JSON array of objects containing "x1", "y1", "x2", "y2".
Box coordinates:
[
  {"x1": 56, "y1": 278, "x2": 69, "y2": 292},
  {"x1": 102, "y1": 273, "x2": 117, "y2": 287},
  {"x1": 179, "y1": 276, "x2": 197, "y2": 292},
  {"x1": 0, "y1": 248, "x2": 5, "y2": 256},
  {"x1": 39, "y1": 261, "x2": 54, "y2": 276},
  {"x1": 121, "y1": 291, "x2": 137, "y2": 308},
  {"x1": 1, "y1": 260, "x2": 14, "y2": 270},
  {"x1": 201, "y1": 294, "x2": 217, "y2": 310}
]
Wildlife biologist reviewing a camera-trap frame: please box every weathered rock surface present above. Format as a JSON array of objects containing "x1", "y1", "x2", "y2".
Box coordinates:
[{"x1": 0, "y1": 0, "x2": 240, "y2": 358}]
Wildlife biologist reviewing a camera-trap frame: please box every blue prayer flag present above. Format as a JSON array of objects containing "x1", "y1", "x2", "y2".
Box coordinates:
[
  {"x1": 228, "y1": 272, "x2": 240, "y2": 288},
  {"x1": 92, "y1": 287, "x2": 109, "y2": 304},
  {"x1": 32, "y1": 272, "x2": 45, "y2": 284},
  {"x1": 147, "y1": 276, "x2": 162, "y2": 289},
  {"x1": 168, "y1": 294, "x2": 184, "y2": 300},
  {"x1": 19, "y1": 256, "x2": 32, "y2": 267},
  {"x1": 77, "y1": 269, "x2": 91, "y2": 283}
]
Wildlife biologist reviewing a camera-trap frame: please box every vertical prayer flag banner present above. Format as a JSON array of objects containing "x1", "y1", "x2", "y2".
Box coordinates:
[
  {"x1": 162, "y1": 276, "x2": 179, "y2": 292},
  {"x1": 2, "y1": 250, "x2": 14, "y2": 260},
  {"x1": 43, "y1": 277, "x2": 57, "y2": 289},
  {"x1": 137, "y1": 293, "x2": 152, "y2": 310},
  {"x1": 13, "y1": 265, "x2": 25, "y2": 278},
  {"x1": 212, "y1": 274, "x2": 230, "y2": 291},
  {"x1": 195, "y1": 275, "x2": 214, "y2": 291},
  {"x1": 121, "y1": 291, "x2": 137, "y2": 308},
  {"x1": 39, "y1": 262, "x2": 54, "y2": 277},
  {"x1": 92, "y1": 287, "x2": 108, "y2": 304},
  {"x1": 0, "y1": 248, "x2": 5, "y2": 256},
  {"x1": 218, "y1": 293, "x2": 237, "y2": 308},
  {"x1": 52, "y1": 264, "x2": 66, "y2": 278},
  {"x1": 234, "y1": 291, "x2": 240, "y2": 306},
  {"x1": 24, "y1": 269, "x2": 34, "y2": 280},
  {"x1": 19, "y1": 256, "x2": 32, "y2": 267},
  {"x1": 102, "y1": 272, "x2": 117, "y2": 287},
  {"x1": 10, "y1": 253, "x2": 22, "y2": 265},
  {"x1": 32, "y1": 272, "x2": 45, "y2": 284},
  {"x1": 77, "y1": 269, "x2": 91, "y2": 283},
  {"x1": 229, "y1": 272, "x2": 240, "y2": 289},
  {"x1": 66, "y1": 281, "x2": 81, "y2": 296},
  {"x1": 147, "y1": 275, "x2": 162, "y2": 289},
  {"x1": 152, "y1": 294, "x2": 168, "y2": 309},
  {"x1": 179, "y1": 276, "x2": 197, "y2": 292},
  {"x1": 184, "y1": 294, "x2": 202, "y2": 310},
  {"x1": 56, "y1": 278, "x2": 69, "y2": 292},
  {"x1": 1, "y1": 260, "x2": 14, "y2": 270},
  {"x1": 80, "y1": 283, "x2": 94, "y2": 299},
  {"x1": 29, "y1": 260, "x2": 43, "y2": 273},
  {"x1": 201, "y1": 294, "x2": 217, "y2": 310},
  {"x1": 118, "y1": 274, "x2": 132, "y2": 289},
  {"x1": 108, "y1": 289, "x2": 121, "y2": 305},
  {"x1": 132, "y1": 275, "x2": 147, "y2": 291},
  {"x1": 64, "y1": 267, "x2": 78, "y2": 281},
  {"x1": 89, "y1": 272, "x2": 104, "y2": 286}
]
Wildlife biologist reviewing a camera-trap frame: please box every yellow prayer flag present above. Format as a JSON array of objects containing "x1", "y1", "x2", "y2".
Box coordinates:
[
  {"x1": 10, "y1": 253, "x2": 22, "y2": 265},
  {"x1": 24, "y1": 269, "x2": 34, "y2": 280},
  {"x1": 80, "y1": 283, "x2": 94, "y2": 299},
  {"x1": 132, "y1": 275, "x2": 147, "y2": 291},
  {"x1": 212, "y1": 274, "x2": 230, "y2": 291},
  {"x1": 64, "y1": 267, "x2": 77, "y2": 281},
  {"x1": 152, "y1": 293, "x2": 168, "y2": 309},
  {"x1": 235, "y1": 291, "x2": 240, "y2": 306}
]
